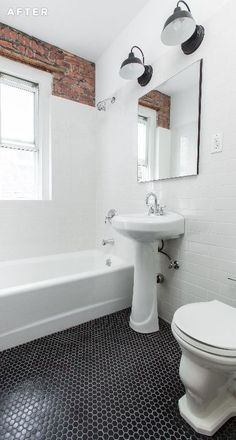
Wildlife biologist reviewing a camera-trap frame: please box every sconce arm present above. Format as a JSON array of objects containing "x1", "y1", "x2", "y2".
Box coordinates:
[
  {"x1": 177, "y1": 1, "x2": 191, "y2": 12},
  {"x1": 131, "y1": 46, "x2": 145, "y2": 64}
]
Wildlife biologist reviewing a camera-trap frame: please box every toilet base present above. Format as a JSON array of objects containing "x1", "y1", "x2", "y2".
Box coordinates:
[{"x1": 179, "y1": 390, "x2": 236, "y2": 436}]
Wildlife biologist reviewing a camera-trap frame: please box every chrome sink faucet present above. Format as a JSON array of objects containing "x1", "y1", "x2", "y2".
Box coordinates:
[
  {"x1": 146, "y1": 192, "x2": 165, "y2": 216},
  {"x1": 146, "y1": 192, "x2": 159, "y2": 215}
]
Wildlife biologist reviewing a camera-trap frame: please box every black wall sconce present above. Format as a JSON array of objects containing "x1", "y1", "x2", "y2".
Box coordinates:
[
  {"x1": 161, "y1": 1, "x2": 205, "y2": 55},
  {"x1": 119, "y1": 46, "x2": 153, "y2": 87}
]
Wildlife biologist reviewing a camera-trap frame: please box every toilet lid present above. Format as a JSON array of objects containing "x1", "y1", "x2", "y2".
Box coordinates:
[{"x1": 173, "y1": 300, "x2": 236, "y2": 351}]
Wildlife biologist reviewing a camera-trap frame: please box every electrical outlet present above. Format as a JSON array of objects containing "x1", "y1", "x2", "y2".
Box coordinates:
[{"x1": 211, "y1": 133, "x2": 223, "y2": 153}]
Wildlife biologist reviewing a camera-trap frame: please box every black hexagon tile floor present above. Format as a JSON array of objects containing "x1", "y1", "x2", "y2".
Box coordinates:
[{"x1": 0, "y1": 309, "x2": 236, "y2": 440}]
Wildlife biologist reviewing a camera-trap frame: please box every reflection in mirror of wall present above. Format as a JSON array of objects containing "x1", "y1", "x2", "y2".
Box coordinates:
[{"x1": 137, "y1": 60, "x2": 202, "y2": 182}]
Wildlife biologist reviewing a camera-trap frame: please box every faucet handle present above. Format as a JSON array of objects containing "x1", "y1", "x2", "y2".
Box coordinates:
[
  {"x1": 159, "y1": 205, "x2": 166, "y2": 216},
  {"x1": 105, "y1": 209, "x2": 117, "y2": 224}
]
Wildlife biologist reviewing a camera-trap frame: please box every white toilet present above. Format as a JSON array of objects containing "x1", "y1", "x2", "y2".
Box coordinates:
[{"x1": 172, "y1": 300, "x2": 236, "y2": 436}]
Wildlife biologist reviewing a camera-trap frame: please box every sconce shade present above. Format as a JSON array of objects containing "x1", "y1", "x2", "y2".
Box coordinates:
[
  {"x1": 161, "y1": 6, "x2": 196, "y2": 45},
  {"x1": 119, "y1": 52, "x2": 145, "y2": 80},
  {"x1": 161, "y1": 1, "x2": 204, "y2": 54}
]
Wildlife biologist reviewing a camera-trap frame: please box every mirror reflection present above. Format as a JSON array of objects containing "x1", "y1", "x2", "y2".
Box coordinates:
[{"x1": 137, "y1": 60, "x2": 202, "y2": 182}]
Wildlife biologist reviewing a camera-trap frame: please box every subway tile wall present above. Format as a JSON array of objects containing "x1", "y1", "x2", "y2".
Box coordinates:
[
  {"x1": 96, "y1": 0, "x2": 236, "y2": 322},
  {"x1": 0, "y1": 97, "x2": 98, "y2": 261}
]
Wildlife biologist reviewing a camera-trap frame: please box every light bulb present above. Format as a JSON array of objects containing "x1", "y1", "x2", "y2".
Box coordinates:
[{"x1": 172, "y1": 18, "x2": 185, "y2": 31}]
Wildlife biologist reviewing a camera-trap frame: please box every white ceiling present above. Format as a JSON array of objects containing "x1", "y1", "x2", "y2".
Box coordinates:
[
  {"x1": 0, "y1": 0, "x2": 149, "y2": 62},
  {"x1": 0, "y1": 0, "x2": 230, "y2": 64}
]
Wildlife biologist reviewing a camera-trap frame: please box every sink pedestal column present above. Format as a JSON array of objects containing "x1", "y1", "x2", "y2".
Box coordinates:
[{"x1": 129, "y1": 241, "x2": 159, "y2": 333}]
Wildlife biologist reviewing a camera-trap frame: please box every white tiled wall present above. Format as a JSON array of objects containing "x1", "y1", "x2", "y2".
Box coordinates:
[
  {"x1": 0, "y1": 97, "x2": 98, "y2": 260},
  {"x1": 96, "y1": 0, "x2": 236, "y2": 322},
  {"x1": 1, "y1": 0, "x2": 235, "y2": 324}
]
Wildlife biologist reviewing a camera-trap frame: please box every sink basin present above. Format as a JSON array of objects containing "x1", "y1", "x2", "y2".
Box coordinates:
[
  {"x1": 111, "y1": 210, "x2": 184, "y2": 334},
  {"x1": 112, "y1": 212, "x2": 184, "y2": 242}
]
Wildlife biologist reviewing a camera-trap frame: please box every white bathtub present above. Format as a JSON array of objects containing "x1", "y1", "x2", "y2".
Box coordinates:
[{"x1": 0, "y1": 250, "x2": 133, "y2": 351}]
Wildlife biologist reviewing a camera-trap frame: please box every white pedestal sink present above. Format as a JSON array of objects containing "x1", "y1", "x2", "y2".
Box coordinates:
[{"x1": 112, "y1": 212, "x2": 184, "y2": 333}]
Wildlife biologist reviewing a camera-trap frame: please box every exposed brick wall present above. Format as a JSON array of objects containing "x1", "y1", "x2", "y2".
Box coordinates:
[
  {"x1": 139, "y1": 90, "x2": 171, "y2": 129},
  {"x1": 0, "y1": 23, "x2": 95, "y2": 107}
]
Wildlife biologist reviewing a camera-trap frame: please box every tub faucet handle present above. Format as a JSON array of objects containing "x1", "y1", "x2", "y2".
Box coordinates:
[{"x1": 105, "y1": 209, "x2": 117, "y2": 224}]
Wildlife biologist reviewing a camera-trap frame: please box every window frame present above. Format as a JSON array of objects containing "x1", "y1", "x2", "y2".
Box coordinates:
[{"x1": 0, "y1": 56, "x2": 52, "y2": 200}]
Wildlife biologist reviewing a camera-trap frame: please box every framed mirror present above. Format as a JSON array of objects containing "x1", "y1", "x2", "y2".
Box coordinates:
[{"x1": 137, "y1": 59, "x2": 203, "y2": 182}]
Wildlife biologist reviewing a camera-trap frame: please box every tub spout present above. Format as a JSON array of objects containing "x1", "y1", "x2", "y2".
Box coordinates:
[{"x1": 102, "y1": 239, "x2": 115, "y2": 246}]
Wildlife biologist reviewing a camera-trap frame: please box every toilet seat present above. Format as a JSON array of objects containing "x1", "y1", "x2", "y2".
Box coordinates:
[
  {"x1": 172, "y1": 322, "x2": 236, "y2": 357},
  {"x1": 172, "y1": 300, "x2": 236, "y2": 358}
]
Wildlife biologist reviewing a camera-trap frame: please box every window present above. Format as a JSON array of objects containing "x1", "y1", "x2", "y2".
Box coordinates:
[
  {"x1": 0, "y1": 74, "x2": 38, "y2": 199},
  {"x1": 0, "y1": 58, "x2": 52, "y2": 200}
]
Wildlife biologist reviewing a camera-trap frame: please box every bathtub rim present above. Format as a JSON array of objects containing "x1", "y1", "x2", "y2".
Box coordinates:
[
  {"x1": 0, "y1": 249, "x2": 133, "y2": 297},
  {"x1": 0, "y1": 248, "x2": 126, "y2": 267}
]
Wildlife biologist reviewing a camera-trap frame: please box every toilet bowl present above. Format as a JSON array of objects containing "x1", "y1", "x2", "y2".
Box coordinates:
[{"x1": 171, "y1": 300, "x2": 236, "y2": 436}]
